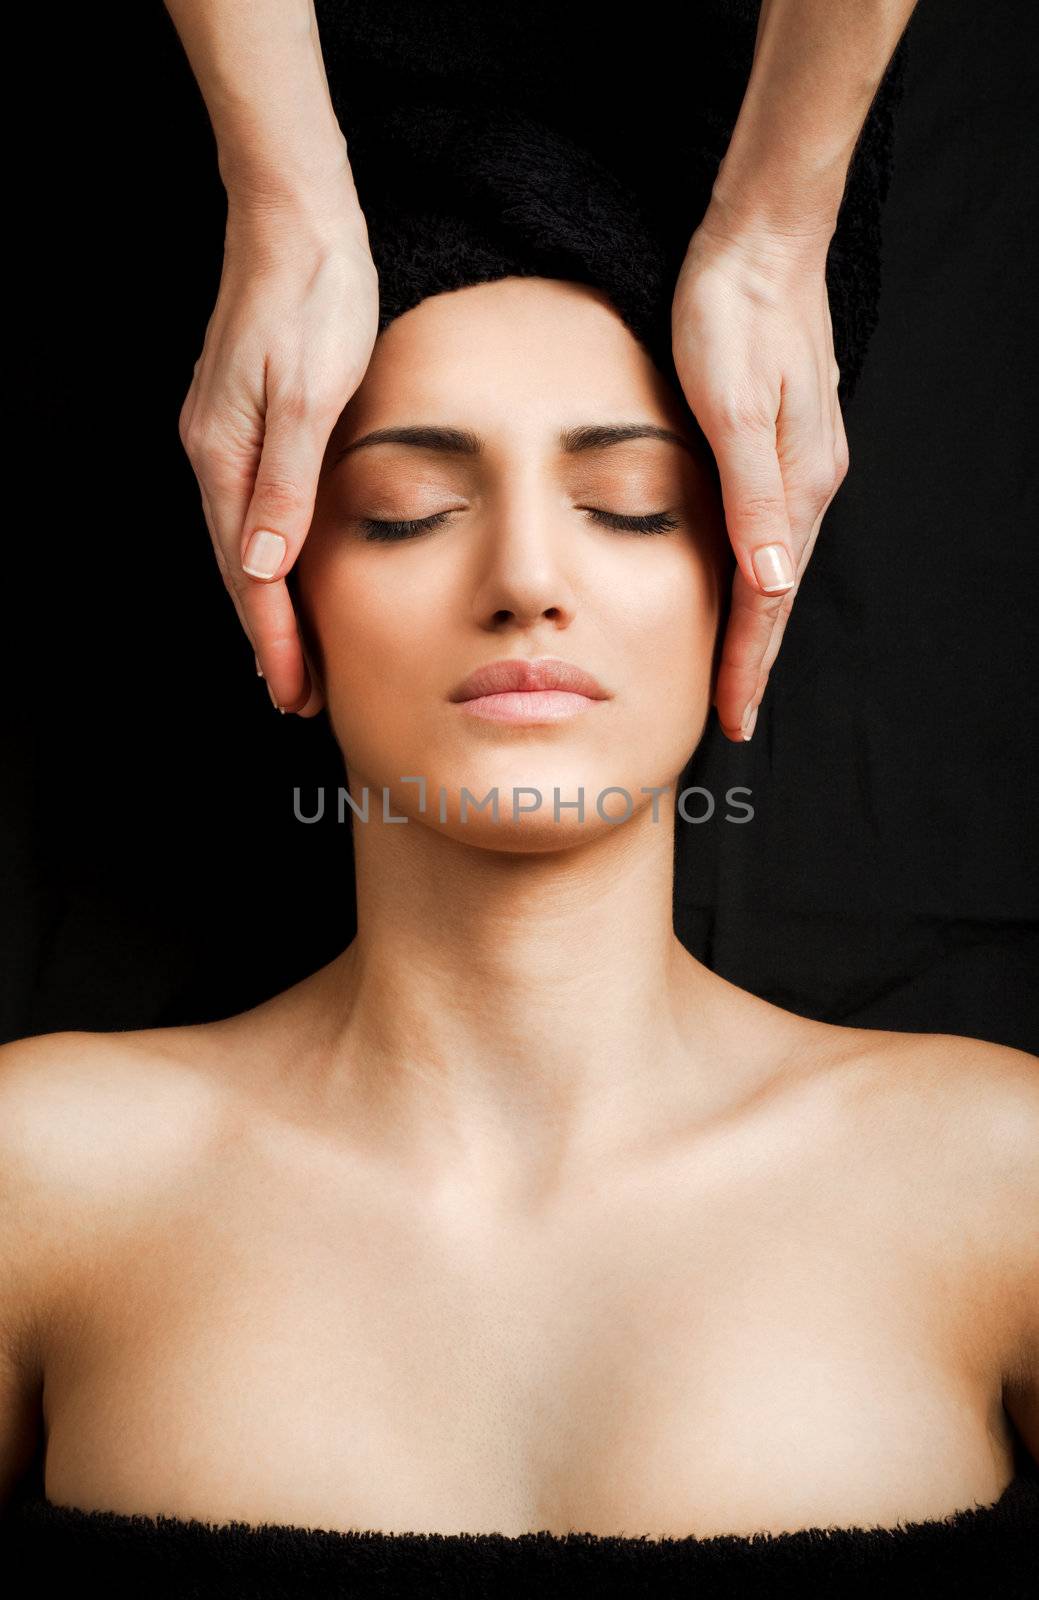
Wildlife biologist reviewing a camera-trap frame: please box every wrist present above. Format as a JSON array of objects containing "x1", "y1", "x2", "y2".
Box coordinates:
[
  {"x1": 220, "y1": 130, "x2": 359, "y2": 213},
  {"x1": 225, "y1": 147, "x2": 368, "y2": 238},
  {"x1": 694, "y1": 185, "x2": 837, "y2": 268},
  {"x1": 223, "y1": 173, "x2": 374, "y2": 276},
  {"x1": 706, "y1": 141, "x2": 849, "y2": 246}
]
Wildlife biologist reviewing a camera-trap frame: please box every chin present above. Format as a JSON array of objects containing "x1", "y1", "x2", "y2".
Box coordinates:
[{"x1": 357, "y1": 753, "x2": 677, "y2": 852}]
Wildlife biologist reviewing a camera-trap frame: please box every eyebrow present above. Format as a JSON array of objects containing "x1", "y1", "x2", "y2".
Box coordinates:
[{"x1": 331, "y1": 422, "x2": 695, "y2": 466}]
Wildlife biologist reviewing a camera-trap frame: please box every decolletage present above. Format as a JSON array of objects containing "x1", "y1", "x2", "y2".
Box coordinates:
[{"x1": 4, "y1": 1475, "x2": 1036, "y2": 1599}]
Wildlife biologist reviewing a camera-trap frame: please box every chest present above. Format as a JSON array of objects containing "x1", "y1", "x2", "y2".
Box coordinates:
[{"x1": 40, "y1": 1120, "x2": 1012, "y2": 1539}]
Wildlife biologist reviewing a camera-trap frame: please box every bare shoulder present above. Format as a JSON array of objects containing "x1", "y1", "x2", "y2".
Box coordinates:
[
  {"x1": 0, "y1": 975, "x2": 338, "y2": 1260},
  {"x1": 873, "y1": 1028, "x2": 1039, "y2": 1463},
  {"x1": 837, "y1": 1025, "x2": 1039, "y2": 1197},
  {"x1": 895, "y1": 1028, "x2": 1039, "y2": 1322},
  {"x1": 817, "y1": 1023, "x2": 1038, "y2": 1225},
  {"x1": 821, "y1": 1023, "x2": 1039, "y2": 1391},
  {"x1": 0, "y1": 1025, "x2": 237, "y2": 1210},
  {"x1": 0, "y1": 1024, "x2": 228, "y2": 1502},
  {"x1": 0, "y1": 1021, "x2": 248, "y2": 1344}
]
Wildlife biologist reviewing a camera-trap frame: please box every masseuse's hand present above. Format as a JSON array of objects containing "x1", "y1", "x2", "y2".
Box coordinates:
[
  {"x1": 672, "y1": 207, "x2": 849, "y2": 742},
  {"x1": 178, "y1": 181, "x2": 379, "y2": 715}
]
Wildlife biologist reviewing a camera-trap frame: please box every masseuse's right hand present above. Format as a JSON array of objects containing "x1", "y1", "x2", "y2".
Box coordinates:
[{"x1": 178, "y1": 179, "x2": 380, "y2": 715}]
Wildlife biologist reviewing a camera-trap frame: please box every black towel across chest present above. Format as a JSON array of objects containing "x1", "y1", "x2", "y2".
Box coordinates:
[{"x1": 4, "y1": 1476, "x2": 1037, "y2": 1599}]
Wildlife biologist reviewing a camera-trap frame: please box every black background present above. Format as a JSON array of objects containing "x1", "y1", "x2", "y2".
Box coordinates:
[{"x1": 4, "y1": 0, "x2": 1037, "y2": 1051}]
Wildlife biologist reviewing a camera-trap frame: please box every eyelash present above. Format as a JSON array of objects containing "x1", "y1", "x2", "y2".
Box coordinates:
[{"x1": 359, "y1": 508, "x2": 680, "y2": 542}]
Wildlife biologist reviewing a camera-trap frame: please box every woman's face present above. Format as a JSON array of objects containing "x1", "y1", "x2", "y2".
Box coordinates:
[{"x1": 295, "y1": 276, "x2": 728, "y2": 851}]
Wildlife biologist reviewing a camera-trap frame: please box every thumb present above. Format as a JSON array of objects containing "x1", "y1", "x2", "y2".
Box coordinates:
[
  {"x1": 239, "y1": 405, "x2": 332, "y2": 582},
  {"x1": 709, "y1": 422, "x2": 797, "y2": 597}
]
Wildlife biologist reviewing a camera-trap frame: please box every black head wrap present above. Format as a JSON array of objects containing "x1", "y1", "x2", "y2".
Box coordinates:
[
  {"x1": 352, "y1": 106, "x2": 683, "y2": 396},
  {"x1": 317, "y1": 0, "x2": 909, "y2": 404}
]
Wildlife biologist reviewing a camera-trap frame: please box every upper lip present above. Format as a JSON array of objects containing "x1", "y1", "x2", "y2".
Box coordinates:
[{"x1": 449, "y1": 655, "x2": 610, "y2": 702}]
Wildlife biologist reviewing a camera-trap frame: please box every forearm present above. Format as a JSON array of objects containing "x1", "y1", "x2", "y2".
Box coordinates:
[
  {"x1": 710, "y1": 0, "x2": 918, "y2": 239},
  {"x1": 163, "y1": 0, "x2": 357, "y2": 207}
]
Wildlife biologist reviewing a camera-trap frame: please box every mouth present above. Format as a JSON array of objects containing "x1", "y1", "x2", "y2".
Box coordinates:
[{"x1": 448, "y1": 655, "x2": 611, "y2": 725}]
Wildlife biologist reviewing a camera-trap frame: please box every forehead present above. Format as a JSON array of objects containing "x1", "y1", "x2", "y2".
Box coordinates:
[{"x1": 332, "y1": 278, "x2": 692, "y2": 458}]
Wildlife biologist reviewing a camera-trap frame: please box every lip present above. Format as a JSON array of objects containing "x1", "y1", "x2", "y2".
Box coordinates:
[
  {"x1": 450, "y1": 656, "x2": 609, "y2": 702},
  {"x1": 448, "y1": 655, "x2": 610, "y2": 724}
]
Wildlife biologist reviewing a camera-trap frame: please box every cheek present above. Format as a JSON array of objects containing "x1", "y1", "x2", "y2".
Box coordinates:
[
  {"x1": 304, "y1": 548, "x2": 454, "y2": 760},
  {"x1": 613, "y1": 539, "x2": 721, "y2": 712}
]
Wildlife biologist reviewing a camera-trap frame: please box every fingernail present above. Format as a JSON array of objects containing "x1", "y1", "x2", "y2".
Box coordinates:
[
  {"x1": 254, "y1": 654, "x2": 263, "y2": 678},
  {"x1": 267, "y1": 681, "x2": 281, "y2": 712},
  {"x1": 243, "y1": 529, "x2": 286, "y2": 579},
  {"x1": 752, "y1": 543, "x2": 795, "y2": 593},
  {"x1": 741, "y1": 702, "x2": 759, "y2": 741}
]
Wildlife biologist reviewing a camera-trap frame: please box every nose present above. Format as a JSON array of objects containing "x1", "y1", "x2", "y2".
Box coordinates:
[{"x1": 469, "y1": 494, "x2": 578, "y2": 633}]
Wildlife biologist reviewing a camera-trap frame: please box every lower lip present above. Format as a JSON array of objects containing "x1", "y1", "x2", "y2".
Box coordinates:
[{"x1": 455, "y1": 690, "x2": 603, "y2": 724}]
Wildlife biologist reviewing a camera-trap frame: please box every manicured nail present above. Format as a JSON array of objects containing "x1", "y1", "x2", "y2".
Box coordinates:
[
  {"x1": 741, "y1": 702, "x2": 759, "y2": 741},
  {"x1": 267, "y1": 681, "x2": 280, "y2": 712},
  {"x1": 751, "y1": 543, "x2": 795, "y2": 593},
  {"x1": 254, "y1": 654, "x2": 263, "y2": 678},
  {"x1": 243, "y1": 529, "x2": 286, "y2": 579}
]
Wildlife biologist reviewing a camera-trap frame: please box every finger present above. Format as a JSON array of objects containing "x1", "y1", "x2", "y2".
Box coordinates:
[
  {"x1": 294, "y1": 676, "x2": 326, "y2": 719},
  {"x1": 204, "y1": 479, "x2": 322, "y2": 715},
  {"x1": 181, "y1": 369, "x2": 267, "y2": 663},
  {"x1": 713, "y1": 571, "x2": 793, "y2": 740},
  {"x1": 197, "y1": 478, "x2": 258, "y2": 656},
  {"x1": 832, "y1": 399, "x2": 850, "y2": 489},
  {"x1": 238, "y1": 573, "x2": 314, "y2": 714},
  {"x1": 709, "y1": 429, "x2": 801, "y2": 737},
  {"x1": 716, "y1": 474, "x2": 842, "y2": 744},
  {"x1": 709, "y1": 414, "x2": 798, "y2": 600},
  {"x1": 754, "y1": 406, "x2": 847, "y2": 678},
  {"x1": 192, "y1": 428, "x2": 315, "y2": 715},
  {"x1": 757, "y1": 520, "x2": 818, "y2": 680},
  {"x1": 713, "y1": 381, "x2": 846, "y2": 739},
  {"x1": 237, "y1": 400, "x2": 337, "y2": 710}
]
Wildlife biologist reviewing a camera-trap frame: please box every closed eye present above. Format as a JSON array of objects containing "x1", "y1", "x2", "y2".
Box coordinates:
[
  {"x1": 360, "y1": 508, "x2": 680, "y2": 542},
  {"x1": 586, "y1": 508, "x2": 680, "y2": 535}
]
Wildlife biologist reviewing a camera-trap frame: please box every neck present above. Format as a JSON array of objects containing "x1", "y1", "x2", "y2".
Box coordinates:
[{"x1": 302, "y1": 794, "x2": 787, "y2": 1199}]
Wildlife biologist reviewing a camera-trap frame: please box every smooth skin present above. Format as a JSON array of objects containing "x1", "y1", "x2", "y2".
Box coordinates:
[
  {"x1": 1, "y1": 278, "x2": 1035, "y2": 1538},
  {"x1": 166, "y1": 0, "x2": 918, "y2": 737}
]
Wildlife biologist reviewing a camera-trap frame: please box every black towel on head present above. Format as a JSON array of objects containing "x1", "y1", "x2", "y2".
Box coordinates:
[
  {"x1": 358, "y1": 102, "x2": 680, "y2": 391},
  {"x1": 316, "y1": 0, "x2": 910, "y2": 403}
]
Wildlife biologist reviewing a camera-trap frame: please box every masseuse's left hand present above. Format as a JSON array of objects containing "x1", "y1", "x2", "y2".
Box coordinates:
[{"x1": 672, "y1": 205, "x2": 848, "y2": 743}]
